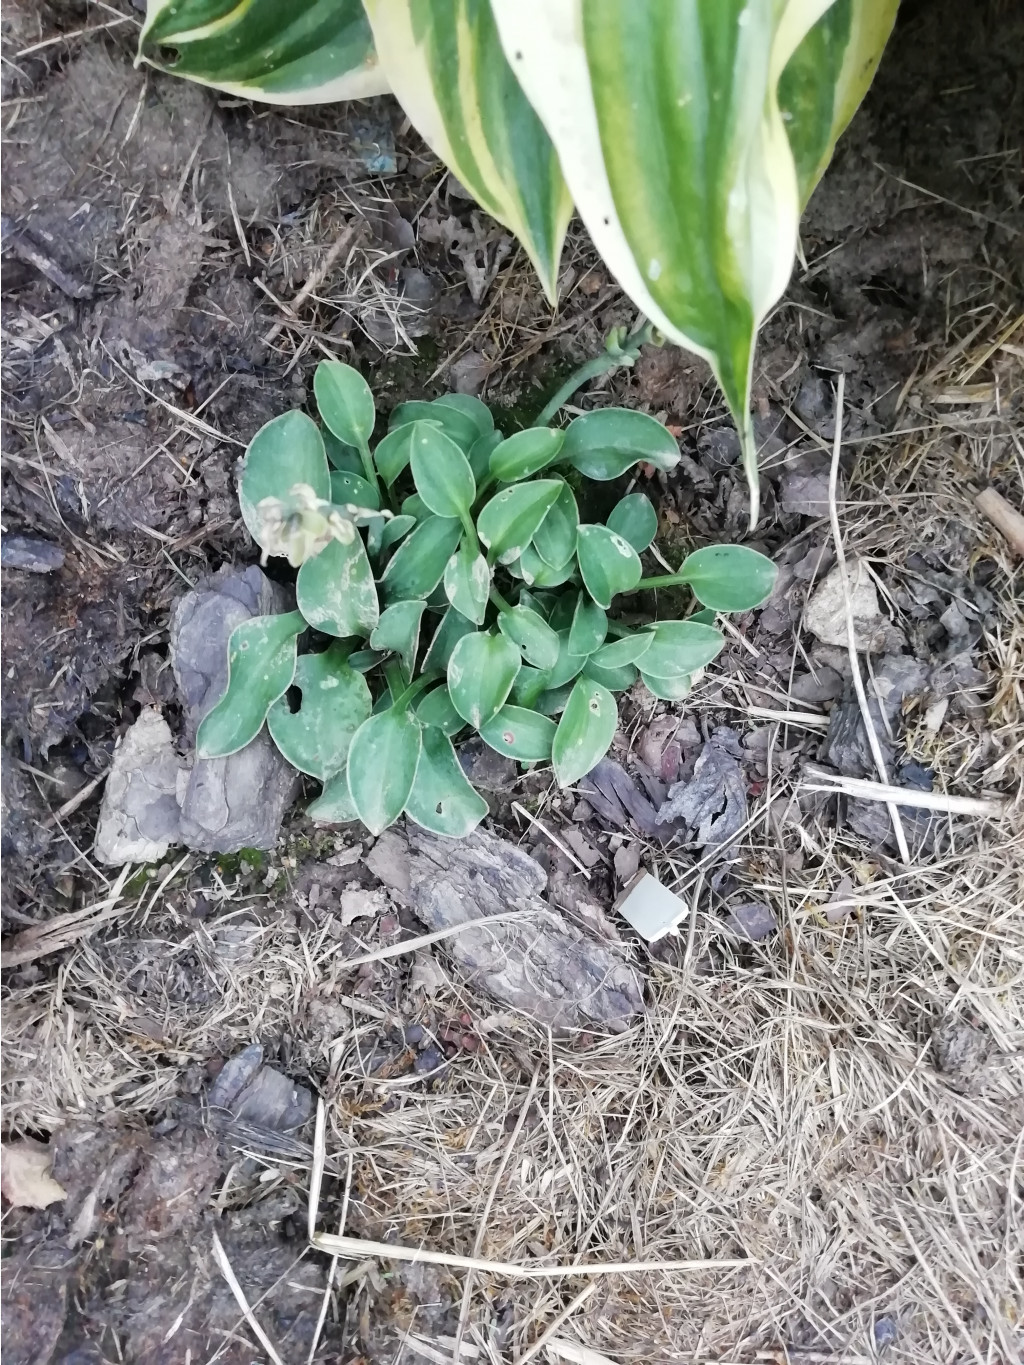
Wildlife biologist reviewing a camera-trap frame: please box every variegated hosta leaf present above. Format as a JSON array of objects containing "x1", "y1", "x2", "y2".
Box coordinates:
[
  {"x1": 778, "y1": 0, "x2": 899, "y2": 205},
  {"x1": 363, "y1": 0, "x2": 573, "y2": 302},
  {"x1": 138, "y1": 0, "x2": 389, "y2": 103},
  {"x1": 491, "y1": 0, "x2": 839, "y2": 519}
]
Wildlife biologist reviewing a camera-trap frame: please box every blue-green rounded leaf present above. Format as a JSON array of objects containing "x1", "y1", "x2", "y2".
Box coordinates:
[
  {"x1": 544, "y1": 629, "x2": 588, "y2": 689},
  {"x1": 562, "y1": 408, "x2": 679, "y2": 479},
  {"x1": 422, "y1": 606, "x2": 476, "y2": 671},
  {"x1": 479, "y1": 705, "x2": 556, "y2": 762},
  {"x1": 590, "y1": 632, "x2": 653, "y2": 669},
  {"x1": 510, "y1": 665, "x2": 549, "y2": 709},
  {"x1": 477, "y1": 479, "x2": 563, "y2": 565},
  {"x1": 297, "y1": 535, "x2": 379, "y2": 637},
  {"x1": 444, "y1": 538, "x2": 491, "y2": 625},
  {"x1": 516, "y1": 544, "x2": 579, "y2": 588},
  {"x1": 576, "y1": 525, "x2": 642, "y2": 609},
  {"x1": 347, "y1": 708, "x2": 423, "y2": 835},
  {"x1": 390, "y1": 399, "x2": 478, "y2": 451},
  {"x1": 374, "y1": 423, "x2": 424, "y2": 487},
  {"x1": 330, "y1": 469, "x2": 380, "y2": 511},
  {"x1": 447, "y1": 631, "x2": 521, "y2": 729},
  {"x1": 678, "y1": 544, "x2": 777, "y2": 611},
  {"x1": 401, "y1": 492, "x2": 431, "y2": 522},
  {"x1": 568, "y1": 594, "x2": 607, "y2": 657},
  {"x1": 267, "y1": 645, "x2": 372, "y2": 780},
  {"x1": 489, "y1": 427, "x2": 564, "y2": 483},
  {"x1": 531, "y1": 479, "x2": 580, "y2": 569},
  {"x1": 314, "y1": 361, "x2": 375, "y2": 449},
  {"x1": 410, "y1": 423, "x2": 477, "y2": 519},
  {"x1": 239, "y1": 411, "x2": 330, "y2": 553},
  {"x1": 382, "y1": 515, "x2": 463, "y2": 604},
  {"x1": 307, "y1": 767, "x2": 359, "y2": 825},
  {"x1": 637, "y1": 621, "x2": 724, "y2": 679},
  {"x1": 405, "y1": 727, "x2": 488, "y2": 838},
  {"x1": 607, "y1": 493, "x2": 658, "y2": 553},
  {"x1": 497, "y1": 606, "x2": 559, "y2": 670},
  {"x1": 379, "y1": 514, "x2": 417, "y2": 554},
  {"x1": 640, "y1": 671, "x2": 693, "y2": 702},
  {"x1": 535, "y1": 684, "x2": 574, "y2": 717},
  {"x1": 583, "y1": 658, "x2": 638, "y2": 692},
  {"x1": 552, "y1": 677, "x2": 618, "y2": 787},
  {"x1": 197, "y1": 612, "x2": 304, "y2": 759},
  {"x1": 416, "y1": 684, "x2": 465, "y2": 736},
  {"x1": 370, "y1": 600, "x2": 426, "y2": 678},
  {"x1": 467, "y1": 429, "x2": 504, "y2": 484},
  {"x1": 323, "y1": 429, "x2": 364, "y2": 474},
  {"x1": 433, "y1": 393, "x2": 494, "y2": 438}
]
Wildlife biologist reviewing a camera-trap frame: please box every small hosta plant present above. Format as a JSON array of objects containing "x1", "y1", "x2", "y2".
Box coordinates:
[{"x1": 197, "y1": 360, "x2": 777, "y2": 837}]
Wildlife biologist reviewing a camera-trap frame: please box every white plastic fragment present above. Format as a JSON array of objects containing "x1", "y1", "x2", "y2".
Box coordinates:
[{"x1": 612, "y1": 869, "x2": 688, "y2": 943}]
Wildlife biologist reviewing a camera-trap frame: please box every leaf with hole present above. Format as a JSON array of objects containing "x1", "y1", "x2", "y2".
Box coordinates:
[
  {"x1": 446, "y1": 631, "x2": 521, "y2": 729},
  {"x1": 314, "y1": 360, "x2": 375, "y2": 449},
  {"x1": 640, "y1": 670, "x2": 693, "y2": 702},
  {"x1": 444, "y1": 538, "x2": 490, "y2": 625},
  {"x1": 138, "y1": 0, "x2": 386, "y2": 103},
  {"x1": 410, "y1": 422, "x2": 476, "y2": 519},
  {"x1": 590, "y1": 632, "x2": 653, "y2": 669},
  {"x1": 405, "y1": 727, "x2": 488, "y2": 838},
  {"x1": 531, "y1": 479, "x2": 579, "y2": 568},
  {"x1": 477, "y1": 479, "x2": 562, "y2": 565},
  {"x1": 567, "y1": 594, "x2": 607, "y2": 656},
  {"x1": 390, "y1": 399, "x2": 478, "y2": 451},
  {"x1": 297, "y1": 535, "x2": 379, "y2": 637},
  {"x1": 422, "y1": 606, "x2": 476, "y2": 671},
  {"x1": 267, "y1": 644, "x2": 372, "y2": 779},
  {"x1": 307, "y1": 767, "x2": 359, "y2": 824},
  {"x1": 677, "y1": 544, "x2": 777, "y2": 611},
  {"x1": 370, "y1": 599, "x2": 426, "y2": 678},
  {"x1": 562, "y1": 408, "x2": 679, "y2": 480},
  {"x1": 497, "y1": 605, "x2": 559, "y2": 670},
  {"x1": 607, "y1": 492, "x2": 658, "y2": 552},
  {"x1": 330, "y1": 470, "x2": 380, "y2": 510},
  {"x1": 552, "y1": 676, "x2": 617, "y2": 787},
  {"x1": 576, "y1": 525, "x2": 642, "y2": 609},
  {"x1": 382, "y1": 515, "x2": 463, "y2": 604},
  {"x1": 479, "y1": 705, "x2": 556, "y2": 762},
  {"x1": 239, "y1": 411, "x2": 330, "y2": 554},
  {"x1": 197, "y1": 611, "x2": 304, "y2": 759},
  {"x1": 416, "y1": 684, "x2": 465, "y2": 736},
  {"x1": 488, "y1": 427, "x2": 564, "y2": 483},
  {"x1": 346, "y1": 708, "x2": 423, "y2": 834},
  {"x1": 636, "y1": 620, "x2": 724, "y2": 679}
]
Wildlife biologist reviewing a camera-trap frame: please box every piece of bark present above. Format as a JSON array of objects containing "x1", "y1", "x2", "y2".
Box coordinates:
[
  {"x1": 975, "y1": 486, "x2": 1024, "y2": 558},
  {"x1": 365, "y1": 827, "x2": 643, "y2": 1030}
]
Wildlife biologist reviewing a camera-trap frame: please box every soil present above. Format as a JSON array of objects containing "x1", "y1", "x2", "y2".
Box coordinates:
[{"x1": 2, "y1": 2, "x2": 1022, "y2": 1363}]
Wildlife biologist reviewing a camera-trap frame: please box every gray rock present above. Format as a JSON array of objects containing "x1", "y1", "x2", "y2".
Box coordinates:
[
  {"x1": 1, "y1": 534, "x2": 65, "y2": 572},
  {"x1": 94, "y1": 709, "x2": 185, "y2": 866},
  {"x1": 723, "y1": 901, "x2": 778, "y2": 942},
  {"x1": 365, "y1": 825, "x2": 643, "y2": 1031},
  {"x1": 804, "y1": 559, "x2": 905, "y2": 653},
  {"x1": 209, "y1": 1044, "x2": 312, "y2": 1133},
  {"x1": 656, "y1": 727, "x2": 747, "y2": 856},
  {"x1": 170, "y1": 567, "x2": 299, "y2": 853}
]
